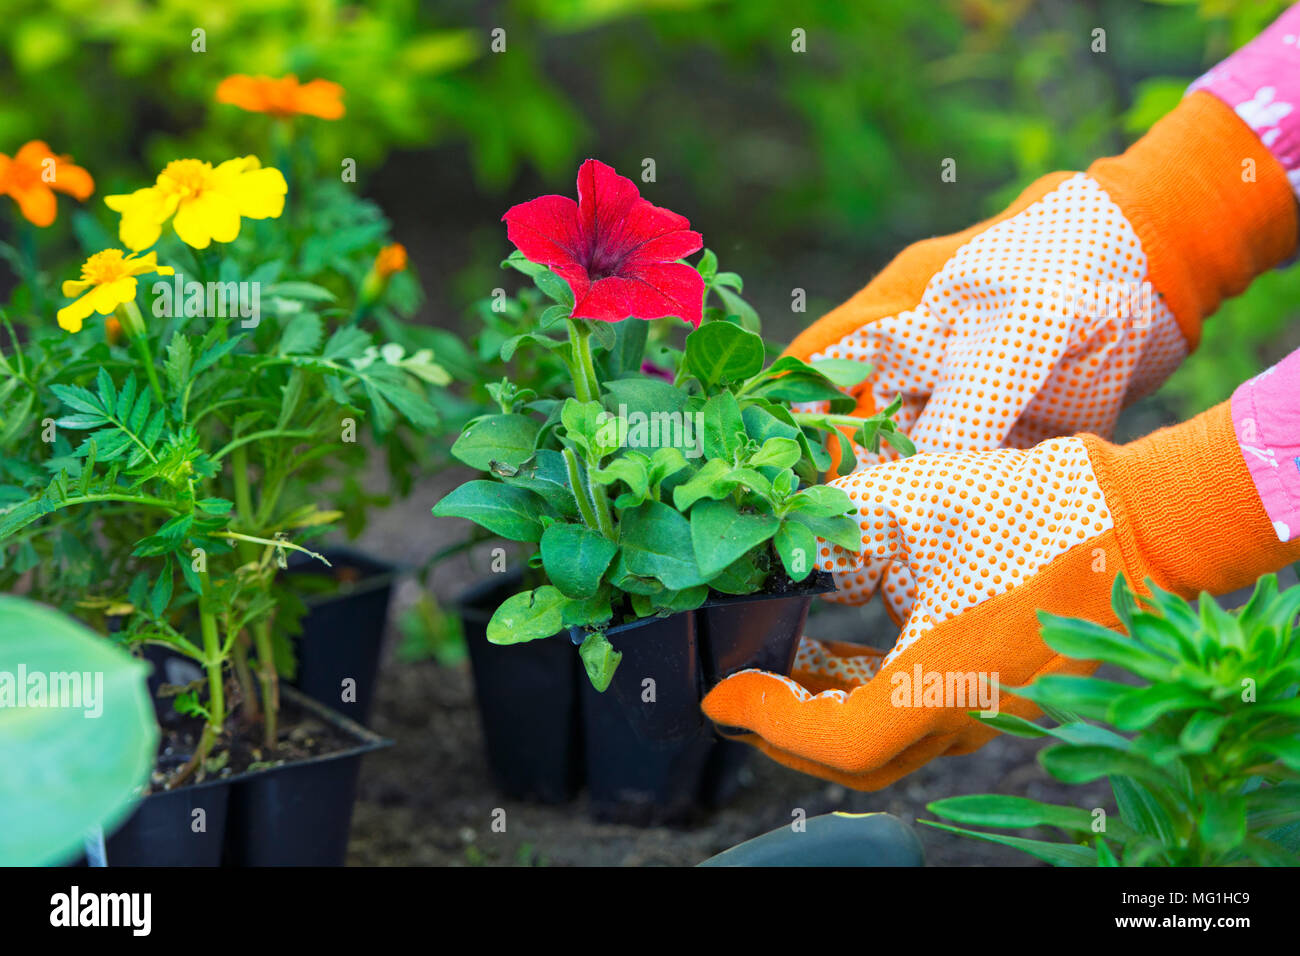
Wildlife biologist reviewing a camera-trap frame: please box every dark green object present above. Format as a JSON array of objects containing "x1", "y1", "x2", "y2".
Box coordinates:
[{"x1": 699, "y1": 812, "x2": 925, "y2": 867}]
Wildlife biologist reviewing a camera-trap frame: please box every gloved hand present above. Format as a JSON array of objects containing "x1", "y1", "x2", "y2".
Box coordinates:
[
  {"x1": 702, "y1": 399, "x2": 1300, "y2": 790},
  {"x1": 794, "y1": 86, "x2": 1296, "y2": 612}
]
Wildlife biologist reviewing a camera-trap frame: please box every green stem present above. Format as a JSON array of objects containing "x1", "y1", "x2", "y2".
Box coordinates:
[
  {"x1": 252, "y1": 618, "x2": 278, "y2": 749},
  {"x1": 567, "y1": 320, "x2": 602, "y2": 401},
  {"x1": 214, "y1": 531, "x2": 331, "y2": 565},
  {"x1": 231, "y1": 635, "x2": 259, "y2": 724},
  {"x1": 173, "y1": 579, "x2": 226, "y2": 787},
  {"x1": 231, "y1": 445, "x2": 255, "y2": 534},
  {"x1": 215, "y1": 428, "x2": 316, "y2": 463},
  {"x1": 587, "y1": 463, "x2": 615, "y2": 539},
  {"x1": 0, "y1": 312, "x2": 26, "y2": 378},
  {"x1": 119, "y1": 301, "x2": 164, "y2": 404},
  {"x1": 562, "y1": 447, "x2": 601, "y2": 532},
  {"x1": 565, "y1": 320, "x2": 600, "y2": 403},
  {"x1": 61, "y1": 492, "x2": 180, "y2": 512}
]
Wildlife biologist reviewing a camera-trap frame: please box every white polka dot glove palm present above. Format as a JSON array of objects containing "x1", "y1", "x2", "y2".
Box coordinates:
[{"x1": 702, "y1": 400, "x2": 1300, "y2": 790}]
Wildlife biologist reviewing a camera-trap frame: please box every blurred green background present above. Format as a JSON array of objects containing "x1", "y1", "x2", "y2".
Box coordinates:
[{"x1": 2, "y1": 0, "x2": 1297, "y2": 425}]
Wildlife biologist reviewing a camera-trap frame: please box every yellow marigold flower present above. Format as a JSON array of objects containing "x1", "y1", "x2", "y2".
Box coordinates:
[
  {"x1": 0, "y1": 140, "x2": 94, "y2": 227},
  {"x1": 57, "y1": 249, "x2": 174, "y2": 333},
  {"x1": 104, "y1": 156, "x2": 287, "y2": 251},
  {"x1": 215, "y1": 74, "x2": 345, "y2": 120},
  {"x1": 375, "y1": 243, "x2": 408, "y2": 278}
]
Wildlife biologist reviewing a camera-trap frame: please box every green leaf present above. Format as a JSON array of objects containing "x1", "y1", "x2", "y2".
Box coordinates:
[
  {"x1": 266, "y1": 281, "x2": 337, "y2": 303},
  {"x1": 499, "y1": 331, "x2": 567, "y2": 362},
  {"x1": 148, "y1": 564, "x2": 173, "y2": 618},
  {"x1": 278, "y1": 313, "x2": 324, "y2": 355},
  {"x1": 50, "y1": 384, "x2": 103, "y2": 417},
  {"x1": 714, "y1": 285, "x2": 760, "y2": 333},
  {"x1": 500, "y1": 449, "x2": 580, "y2": 519},
  {"x1": 926, "y1": 794, "x2": 1100, "y2": 833},
  {"x1": 600, "y1": 317, "x2": 650, "y2": 379},
  {"x1": 741, "y1": 403, "x2": 801, "y2": 448},
  {"x1": 773, "y1": 520, "x2": 817, "y2": 582},
  {"x1": 1010, "y1": 674, "x2": 1131, "y2": 723},
  {"x1": 450, "y1": 413, "x2": 541, "y2": 471},
  {"x1": 1107, "y1": 683, "x2": 1209, "y2": 730},
  {"x1": 1039, "y1": 744, "x2": 1168, "y2": 789},
  {"x1": 532, "y1": 267, "x2": 574, "y2": 307},
  {"x1": 95, "y1": 367, "x2": 116, "y2": 415},
  {"x1": 591, "y1": 455, "x2": 650, "y2": 507},
  {"x1": 684, "y1": 321, "x2": 765, "y2": 387},
  {"x1": 917, "y1": 821, "x2": 1096, "y2": 867},
  {"x1": 485, "y1": 587, "x2": 568, "y2": 644},
  {"x1": 786, "y1": 484, "x2": 854, "y2": 517},
  {"x1": 696, "y1": 248, "x2": 718, "y2": 281},
  {"x1": 322, "y1": 325, "x2": 372, "y2": 361},
  {"x1": 540, "y1": 523, "x2": 617, "y2": 599},
  {"x1": 1198, "y1": 792, "x2": 1246, "y2": 856},
  {"x1": 975, "y1": 711, "x2": 1050, "y2": 738},
  {"x1": 690, "y1": 498, "x2": 780, "y2": 579},
  {"x1": 754, "y1": 372, "x2": 848, "y2": 409},
  {"x1": 1037, "y1": 612, "x2": 1175, "y2": 682},
  {"x1": 561, "y1": 399, "x2": 618, "y2": 459},
  {"x1": 1096, "y1": 839, "x2": 1121, "y2": 867},
  {"x1": 0, "y1": 596, "x2": 157, "y2": 865},
  {"x1": 618, "y1": 499, "x2": 706, "y2": 590},
  {"x1": 602, "y1": 377, "x2": 687, "y2": 417},
  {"x1": 579, "y1": 631, "x2": 621, "y2": 692},
  {"x1": 749, "y1": 437, "x2": 801, "y2": 470},
  {"x1": 432, "y1": 481, "x2": 545, "y2": 542},
  {"x1": 786, "y1": 511, "x2": 860, "y2": 551},
  {"x1": 192, "y1": 333, "x2": 245, "y2": 375},
  {"x1": 701, "y1": 391, "x2": 745, "y2": 461},
  {"x1": 672, "y1": 459, "x2": 734, "y2": 511},
  {"x1": 810, "y1": 358, "x2": 873, "y2": 388},
  {"x1": 561, "y1": 588, "x2": 614, "y2": 630}
]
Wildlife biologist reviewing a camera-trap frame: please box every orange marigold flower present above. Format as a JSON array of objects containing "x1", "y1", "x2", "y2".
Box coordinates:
[
  {"x1": 375, "y1": 243, "x2": 408, "y2": 278},
  {"x1": 215, "y1": 74, "x2": 345, "y2": 120},
  {"x1": 0, "y1": 141, "x2": 94, "y2": 227}
]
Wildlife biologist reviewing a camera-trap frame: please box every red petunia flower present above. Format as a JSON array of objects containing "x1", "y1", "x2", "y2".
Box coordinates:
[{"x1": 502, "y1": 159, "x2": 704, "y2": 327}]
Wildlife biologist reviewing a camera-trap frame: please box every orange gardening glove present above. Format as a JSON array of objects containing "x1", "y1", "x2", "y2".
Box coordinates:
[
  {"x1": 702, "y1": 400, "x2": 1300, "y2": 790},
  {"x1": 793, "y1": 91, "x2": 1296, "y2": 614}
]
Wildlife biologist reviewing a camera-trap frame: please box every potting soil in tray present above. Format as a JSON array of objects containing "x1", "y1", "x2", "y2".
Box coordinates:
[
  {"x1": 85, "y1": 686, "x2": 389, "y2": 866},
  {"x1": 149, "y1": 691, "x2": 364, "y2": 785}
]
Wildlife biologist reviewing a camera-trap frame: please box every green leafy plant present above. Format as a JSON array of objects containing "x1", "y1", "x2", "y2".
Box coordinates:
[
  {"x1": 433, "y1": 162, "x2": 911, "y2": 691},
  {"x1": 0, "y1": 145, "x2": 445, "y2": 784},
  {"x1": 923, "y1": 574, "x2": 1300, "y2": 866}
]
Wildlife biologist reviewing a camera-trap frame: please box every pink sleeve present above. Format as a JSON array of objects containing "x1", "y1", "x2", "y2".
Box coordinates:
[
  {"x1": 1188, "y1": 2, "x2": 1300, "y2": 199},
  {"x1": 1231, "y1": 349, "x2": 1300, "y2": 542}
]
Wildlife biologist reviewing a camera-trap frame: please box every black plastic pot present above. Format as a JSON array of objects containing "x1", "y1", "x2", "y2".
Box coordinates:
[
  {"x1": 577, "y1": 607, "x2": 716, "y2": 823},
  {"x1": 81, "y1": 687, "x2": 386, "y2": 867},
  {"x1": 575, "y1": 571, "x2": 838, "y2": 823},
  {"x1": 285, "y1": 547, "x2": 400, "y2": 727},
  {"x1": 221, "y1": 685, "x2": 391, "y2": 866},
  {"x1": 697, "y1": 571, "x2": 836, "y2": 686},
  {"x1": 458, "y1": 572, "x2": 583, "y2": 804},
  {"x1": 95, "y1": 776, "x2": 232, "y2": 867}
]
